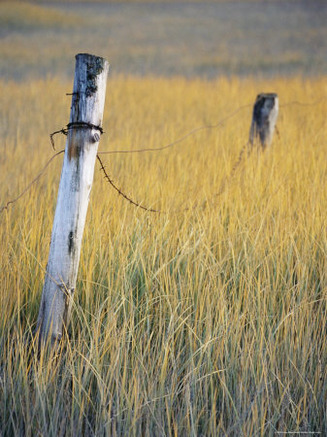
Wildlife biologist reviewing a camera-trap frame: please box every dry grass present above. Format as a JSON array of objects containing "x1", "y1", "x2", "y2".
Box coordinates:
[
  {"x1": 1, "y1": 1, "x2": 326, "y2": 80},
  {"x1": 0, "y1": 2, "x2": 81, "y2": 29},
  {"x1": 0, "y1": 76, "x2": 327, "y2": 436}
]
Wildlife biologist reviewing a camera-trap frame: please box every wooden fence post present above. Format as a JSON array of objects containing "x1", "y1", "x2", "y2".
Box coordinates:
[
  {"x1": 249, "y1": 93, "x2": 279, "y2": 149},
  {"x1": 37, "y1": 53, "x2": 109, "y2": 346}
]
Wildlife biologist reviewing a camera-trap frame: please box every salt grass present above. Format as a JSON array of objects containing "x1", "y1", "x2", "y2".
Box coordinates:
[{"x1": 0, "y1": 76, "x2": 326, "y2": 435}]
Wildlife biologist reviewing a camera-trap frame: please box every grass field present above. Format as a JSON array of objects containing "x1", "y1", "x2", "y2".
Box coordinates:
[
  {"x1": 1, "y1": 1, "x2": 326, "y2": 80},
  {"x1": 1, "y1": 75, "x2": 327, "y2": 435},
  {"x1": 1, "y1": 1, "x2": 327, "y2": 436}
]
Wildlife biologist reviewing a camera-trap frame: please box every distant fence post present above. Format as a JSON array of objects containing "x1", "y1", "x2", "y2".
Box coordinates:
[
  {"x1": 37, "y1": 53, "x2": 109, "y2": 346},
  {"x1": 249, "y1": 93, "x2": 279, "y2": 149}
]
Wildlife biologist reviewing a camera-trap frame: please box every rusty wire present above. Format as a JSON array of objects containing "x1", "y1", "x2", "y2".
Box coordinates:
[
  {"x1": 1, "y1": 97, "x2": 325, "y2": 215},
  {"x1": 97, "y1": 140, "x2": 252, "y2": 214},
  {"x1": 1, "y1": 105, "x2": 250, "y2": 214},
  {"x1": 50, "y1": 122, "x2": 104, "y2": 150},
  {"x1": 214, "y1": 141, "x2": 251, "y2": 198},
  {"x1": 0, "y1": 150, "x2": 65, "y2": 214},
  {"x1": 279, "y1": 97, "x2": 327, "y2": 108},
  {"x1": 97, "y1": 155, "x2": 161, "y2": 213},
  {"x1": 98, "y1": 104, "x2": 251, "y2": 156}
]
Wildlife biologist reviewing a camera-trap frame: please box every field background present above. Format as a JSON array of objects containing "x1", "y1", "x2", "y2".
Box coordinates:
[
  {"x1": 1, "y1": 1, "x2": 327, "y2": 79},
  {"x1": 1, "y1": 1, "x2": 327, "y2": 436}
]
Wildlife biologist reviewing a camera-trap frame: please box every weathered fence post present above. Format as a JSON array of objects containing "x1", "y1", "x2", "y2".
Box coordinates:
[
  {"x1": 249, "y1": 93, "x2": 279, "y2": 149},
  {"x1": 37, "y1": 53, "x2": 109, "y2": 346}
]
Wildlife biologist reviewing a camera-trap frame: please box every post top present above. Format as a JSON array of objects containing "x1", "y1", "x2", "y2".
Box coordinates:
[
  {"x1": 70, "y1": 53, "x2": 109, "y2": 125},
  {"x1": 75, "y1": 53, "x2": 108, "y2": 65},
  {"x1": 256, "y1": 93, "x2": 278, "y2": 100}
]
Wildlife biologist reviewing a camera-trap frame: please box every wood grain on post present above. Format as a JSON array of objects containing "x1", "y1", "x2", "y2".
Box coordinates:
[
  {"x1": 249, "y1": 93, "x2": 279, "y2": 149},
  {"x1": 37, "y1": 53, "x2": 109, "y2": 346}
]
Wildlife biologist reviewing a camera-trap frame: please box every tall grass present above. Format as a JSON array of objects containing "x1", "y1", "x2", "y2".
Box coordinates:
[
  {"x1": 0, "y1": 2, "x2": 81, "y2": 30},
  {"x1": 1, "y1": 2, "x2": 325, "y2": 81},
  {"x1": 0, "y1": 76, "x2": 327, "y2": 435}
]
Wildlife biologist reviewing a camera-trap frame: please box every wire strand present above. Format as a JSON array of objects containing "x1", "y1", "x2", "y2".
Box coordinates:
[
  {"x1": 96, "y1": 155, "x2": 161, "y2": 213},
  {"x1": 0, "y1": 150, "x2": 65, "y2": 214},
  {"x1": 98, "y1": 104, "x2": 251, "y2": 155},
  {"x1": 1, "y1": 96, "x2": 325, "y2": 215}
]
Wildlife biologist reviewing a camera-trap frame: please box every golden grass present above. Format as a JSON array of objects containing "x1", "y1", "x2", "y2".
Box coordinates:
[
  {"x1": 1, "y1": 2, "x2": 324, "y2": 81},
  {"x1": 0, "y1": 1, "x2": 82, "y2": 29},
  {"x1": 0, "y1": 76, "x2": 327, "y2": 435}
]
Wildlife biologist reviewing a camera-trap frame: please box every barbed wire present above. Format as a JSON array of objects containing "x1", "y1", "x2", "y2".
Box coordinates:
[
  {"x1": 98, "y1": 104, "x2": 251, "y2": 156},
  {"x1": 96, "y1": 155, "x2": 161, "y2": 213},
  {"x1": 1, "y1": 105, "x2": 250, "y2": 214},
  {"x1": 279, "y1": 97, "x2": 327, "y2": 108},
  {"x1": 0, "y1": 150, "x2": 65, "y2": 214},
  {"x1": 214, "y1": 141, "x2": 251, "y2": 198},
  {"x1": 1, "y1": 96, "x2": 325, "y2": 215},
  {"x1": 96, "y1": 96, "x2": 327, "y2": 212},
  {"x1": 50, "y1": 122, "x2": 104, "y2": 150},
  {"x1": 97, "y1": 139, "x2": 252, "y2": 214},
  {"x1": 96, "y1": 97, "x2": 327, "y2": 156}
]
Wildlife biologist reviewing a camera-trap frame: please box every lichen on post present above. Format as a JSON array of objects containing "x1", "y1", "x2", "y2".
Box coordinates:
[
  {"x1": 249, "y1": 93, "x2": 279, "y2": 149},
  {"x1": 37, "y1": 53, "x2": 109, "y2": 347}
]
